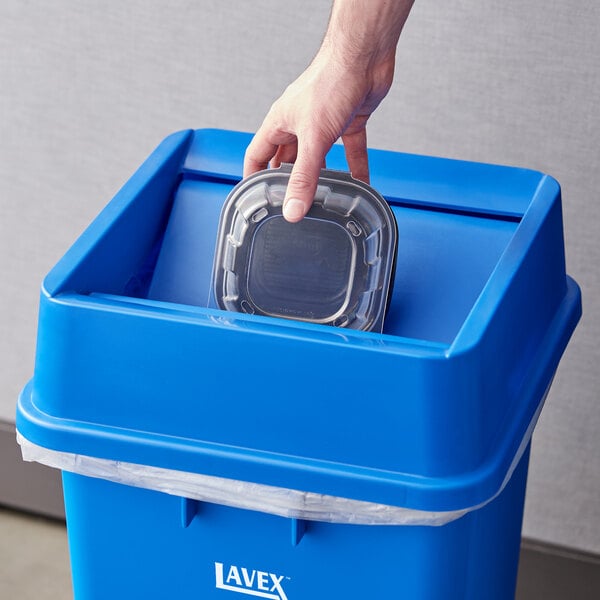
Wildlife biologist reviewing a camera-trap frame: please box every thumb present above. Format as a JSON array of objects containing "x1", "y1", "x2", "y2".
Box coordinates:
[{"x1": 283, "y1": 140, "x2": 329, "y2": 223}]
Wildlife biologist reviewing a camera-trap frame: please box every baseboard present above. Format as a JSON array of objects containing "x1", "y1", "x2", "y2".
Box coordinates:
[
  {"x1": 516, "y1": 539, "x2": 600, "y2": 600},
  {"x1": 2, "y1": 419, "x2": 599, "y2": 597},
  {"x1": 0, "y1": 419, "x2": 64, "y2": 519}
]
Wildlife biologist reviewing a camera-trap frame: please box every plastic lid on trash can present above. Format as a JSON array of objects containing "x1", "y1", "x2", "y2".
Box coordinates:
[{"x1": 211, "y1": 164, "x2": 398, "y2": 332}]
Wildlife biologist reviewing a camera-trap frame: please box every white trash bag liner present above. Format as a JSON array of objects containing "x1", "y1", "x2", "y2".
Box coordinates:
[{"x1": 17, "y1": 432, "x2": 475, "y2": 526}]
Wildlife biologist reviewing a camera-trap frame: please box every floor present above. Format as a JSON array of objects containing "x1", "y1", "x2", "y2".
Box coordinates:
[
  {"x1": 0, "y1": 507, "x2": 72, "y2": 599},
  {"x1": 2, "y1": 506, "x2": 599, "y2": 599}
]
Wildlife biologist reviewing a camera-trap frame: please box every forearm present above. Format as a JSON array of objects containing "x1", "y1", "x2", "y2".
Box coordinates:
[{"x1": 321, "y1": 0, "x2": 414, "y2": 69}]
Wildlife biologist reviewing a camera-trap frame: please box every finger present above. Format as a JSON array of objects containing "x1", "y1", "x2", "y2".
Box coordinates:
[
  {"x1": 244, "y1": 133, "x2": 278, "y2": 178},
  {"x1": 270, "y1": 142, "x2": 298, "y2": 170},
  {"x1": 342, "y1": 128, "x2": 370, "y2": 184},
  {"x1": 283, "y1": 138, "x2": 330, "y2": 223},
  {"x1": 244, "y1": 127, "x2": 296, "y2": 178}
]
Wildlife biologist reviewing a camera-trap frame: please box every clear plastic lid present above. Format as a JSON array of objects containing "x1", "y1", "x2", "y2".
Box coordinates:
[{"x1": 212, "y1": 165, "x2": 397, "y2": 332}]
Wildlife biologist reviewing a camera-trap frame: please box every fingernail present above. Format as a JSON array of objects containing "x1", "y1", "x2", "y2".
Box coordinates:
[{"x1": 283, "y1": 198, "x2": 305, "y2": 222}]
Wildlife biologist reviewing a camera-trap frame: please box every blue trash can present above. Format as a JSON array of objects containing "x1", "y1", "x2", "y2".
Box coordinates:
[{"x1": 17, "y1": 129, "x2": 581, "y2": 599}]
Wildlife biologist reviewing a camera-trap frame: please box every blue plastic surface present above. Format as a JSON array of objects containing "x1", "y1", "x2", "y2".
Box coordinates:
[
  {"x1": 16, "y1": 128, "x2": 582, "y2": 600},
  {"x1": 61, "y1": 445, "x2": 530, "y2": 599},
  {"x1": 149, "y1": 179, "x2": 516, "y2": 343},
  {"x1": 17, "y1": 128, "x2": 581, "y2": 512}
]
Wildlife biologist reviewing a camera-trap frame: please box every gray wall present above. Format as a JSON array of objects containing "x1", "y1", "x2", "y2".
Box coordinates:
[{"x1": 1, "y1": 1, "x2": 598, "y2": 554}]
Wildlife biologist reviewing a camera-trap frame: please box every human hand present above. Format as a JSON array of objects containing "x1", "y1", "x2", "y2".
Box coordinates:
[
  {"x1": 243, "y1": 0, "x2": 414, "y2": 222},
  {"x1": 243, "y1": 50, "x2": 395, "y2": 222}
]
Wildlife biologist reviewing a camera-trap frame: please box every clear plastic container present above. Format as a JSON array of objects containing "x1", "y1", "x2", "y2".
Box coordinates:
[{"x1": 212, "y1": 165, "x2": 398, "y2": 332}]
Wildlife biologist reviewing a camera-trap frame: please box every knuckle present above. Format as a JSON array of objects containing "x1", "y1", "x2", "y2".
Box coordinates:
[{"x1": 289, "y1": 170, "x2": 314, "y2": 192}]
